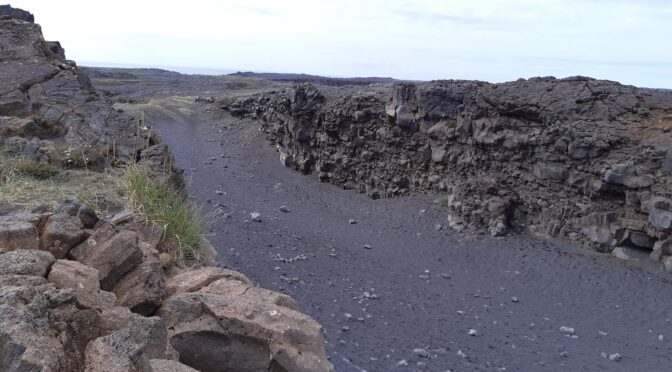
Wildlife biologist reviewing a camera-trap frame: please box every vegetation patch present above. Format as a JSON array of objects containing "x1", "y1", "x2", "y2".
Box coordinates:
[
  {"x1": 15, "y1": 159, "x2": 58, "y2": 179},
  {"x1": 0, "y1": 151, "x2": 126, "y2": 211},
  {"x1": 123, "y1": 165, "x2": 202, "y2": 262}
]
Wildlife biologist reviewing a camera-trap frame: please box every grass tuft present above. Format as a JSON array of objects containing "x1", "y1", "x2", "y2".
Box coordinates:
[
  {"x1": 123, "y1": 165, "x2": 201, "y2": 262},
  {"x1": 16, "y1": 160, "x2": 58, "y2": 179}
]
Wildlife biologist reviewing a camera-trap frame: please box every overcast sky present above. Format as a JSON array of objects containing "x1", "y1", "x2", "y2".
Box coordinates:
[{"x1": 9, "y1": 0, "x2": 672, "y2": 87}]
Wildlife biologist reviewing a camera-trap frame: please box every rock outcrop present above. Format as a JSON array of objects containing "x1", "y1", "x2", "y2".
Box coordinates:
[
  {"x1": 0, "y1": 5, "x2": 181, "y2": 180},
  {"x1": 219, "y1": 78, "x2": 672, "y2": 265},
  {"x1": 0, "y1": 204, "x2": 333, "y2": 371}
]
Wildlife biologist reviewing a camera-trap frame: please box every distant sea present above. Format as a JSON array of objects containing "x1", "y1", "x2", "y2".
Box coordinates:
[{"x1": 79, "y1": 61, "x2": 237, "y2": 76}]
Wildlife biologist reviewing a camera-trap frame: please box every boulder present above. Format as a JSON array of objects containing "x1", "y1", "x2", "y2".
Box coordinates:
[
  {"x1": 113, "y1": 244, "x2": 166, "y2": 315},
  {"x1": 0, "y1": 249, "x2": 55, "y2": 276},
  {"x1": 0, "y1": 214, "x2": 40, "y2": 252},
  {"x1": 70, "y1": 230, "x2": 142, "y2": 291},
  {"x1": 165, "y1": 266, "x2": 253, "y2": 296},
  {"x1": 650, "y1": 239, "x2": 672, "y2": 261},
  {"x1": 0, "y1": 274, "x2": 48, "y2": 287},
  {"x1": 47, "y1": 259, "x2": 116, "y2": 309},
  {"x1": 201, "y1": 278, "x2": 299, "y2": 311},
  {"x1": 160, "y1": 278, "x2": 333, "y2": 372},
  {"x1": 648, "y1": 197, "x2": 672, "y2": 231},
  {"x1": 84, "y1": 316, "x2": 168, "y2": 372},
  {"x1": 54, "y1": 199, "x2": 99, "y2": 228},
  {"x1": 150, "y1": 359, "x2": 199, "y2": 372},
  {"x1": 41, "y1": 213, "x2": 88, "y2": 258},
  {"x1": 0, "y1": 281, "x2": 77, "y2": 371}
]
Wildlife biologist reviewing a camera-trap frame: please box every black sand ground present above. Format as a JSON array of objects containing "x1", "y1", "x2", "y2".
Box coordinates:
[{"x1": 146, "y1": 101, "x2": 672, "y2": 372}]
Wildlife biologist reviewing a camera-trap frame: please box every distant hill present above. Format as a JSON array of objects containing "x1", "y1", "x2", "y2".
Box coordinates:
[{"x1": 229, "y1": 71, "x2": 402, "y2": 86}]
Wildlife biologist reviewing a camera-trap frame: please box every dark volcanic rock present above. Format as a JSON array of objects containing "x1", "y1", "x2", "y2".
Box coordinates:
[
  {"x1": 0, "y1": 5, "x2": 182, "y2": 176},
  {"x1": 0, "y1": 5, "x2": 34, "y2": 22},
  {"x1": 219, "y1": 77, "x2": 672, "y2": 262}
]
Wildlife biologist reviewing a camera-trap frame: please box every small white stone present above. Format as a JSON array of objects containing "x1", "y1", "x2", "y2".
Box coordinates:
[
  {"x1": 608, "y1": 353, "x2": 622, "y2": 362},
  {"x1": 250, "y1": 212, "x2": 262, "y2": 222},
  {"x1": 269, "y1": 310, "x2": 278, "y2": 317},
  {"x1": 559, "y1": 326, "x2": 575, "y2": 335},
  {"x1": 397, "y1": 359, "x2": 408, "y2": 366},
  {"x1": 468, "y1": 328, "x2": 479, "y2": 336}
]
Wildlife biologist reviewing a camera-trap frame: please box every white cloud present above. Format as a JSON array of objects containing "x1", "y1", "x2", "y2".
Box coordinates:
[{"x1": 8, "y1": 0, "x2": 672, "y2": 87}]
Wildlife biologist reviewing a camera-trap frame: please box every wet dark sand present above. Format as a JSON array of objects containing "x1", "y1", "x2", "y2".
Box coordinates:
[{"x1": 150, "y1": 103, "x2": 672, "y2": 372}]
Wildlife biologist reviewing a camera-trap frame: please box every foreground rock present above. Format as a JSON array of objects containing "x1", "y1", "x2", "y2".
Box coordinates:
[
  {"x1": 0, "y1": 206, "x2": 332, "y2": 371},
  {"x1": 161, "y1": 275, "x2": 333, "y2": 372},
  {"x1": 220, "y1": 78, "x2": 672, "y2": 265}
]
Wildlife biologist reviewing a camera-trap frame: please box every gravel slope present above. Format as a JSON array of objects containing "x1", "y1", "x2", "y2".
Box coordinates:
[{"x1": 150, "y1": 102, "x2": 672, "y2": 372}]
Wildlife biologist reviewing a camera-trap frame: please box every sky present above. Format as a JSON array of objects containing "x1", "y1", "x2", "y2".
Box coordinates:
[{"x1": 8, "y1": 0, "x2": 672, "y2": 88}]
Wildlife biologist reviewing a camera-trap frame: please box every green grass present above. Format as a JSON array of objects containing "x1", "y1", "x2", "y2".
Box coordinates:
[
  {"x1": 123, "y1": 165, "x2": 202, "y2": 262},
  {"x1": 15, "y1": 160, "x2": 58, "y2": 179}
]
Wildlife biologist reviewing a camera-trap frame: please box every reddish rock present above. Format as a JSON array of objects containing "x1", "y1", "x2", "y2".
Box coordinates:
[{"x1": 70, "y1": 230, "x2": 142, "y2": 291}]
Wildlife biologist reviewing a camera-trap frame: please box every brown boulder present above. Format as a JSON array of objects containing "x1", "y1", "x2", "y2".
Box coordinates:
[
  {"x1": 0, "y1": 249, "x2": 55, "y2": 277},
  {"x1": 41, "y1": 213, "x2": 88, "y2": 258},
  {"x1": 201, "y1": 277, "x2": 299, "y2": 311},
  {"x1": 113, "y1": 243, "x2": 166, "y2": 315},
  {"x1": 160, "y1": 279, "x2": 333, "y2": 372},
  {"x1": 165, "y1": 266, "x2": 253, "y2": 296},
  {"x1": 70, "y1": 230, "x2": 142, "y2": 291},
  {"x1": 0, "y1": 214, "x2": 39, "y2": 252},
  {"x1": 47, "y1": 259, "x2": 116, "y2": 309}
]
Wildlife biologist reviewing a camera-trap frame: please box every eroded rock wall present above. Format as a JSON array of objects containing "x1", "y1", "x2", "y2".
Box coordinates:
[
  {"x1": 220, "y1": 78, "x2": 672, "y2": 262},
  {"x1": 0, "y1": 5, "x2": 179, "y2": 182}
]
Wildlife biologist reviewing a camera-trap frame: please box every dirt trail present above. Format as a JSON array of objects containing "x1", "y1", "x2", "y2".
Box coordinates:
[{"x1": 150, "y1": 103, "x2": 672, "y2": 371}]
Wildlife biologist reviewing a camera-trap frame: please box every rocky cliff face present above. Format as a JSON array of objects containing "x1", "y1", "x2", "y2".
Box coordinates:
[
  {"x1": 220, "y1": 77, "x2": 672, "y2": 264},
  {"x1": 0, "y1": 5, "x2": 177, "y2": 180}
]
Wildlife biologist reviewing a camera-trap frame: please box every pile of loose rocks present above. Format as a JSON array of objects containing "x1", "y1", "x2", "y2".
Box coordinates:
[{"x1": 0, "y1": 200, "x2": 333, "y2": 371}]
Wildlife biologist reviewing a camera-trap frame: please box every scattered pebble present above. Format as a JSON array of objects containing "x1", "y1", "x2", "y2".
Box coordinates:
[
  {"x1": 598, "y1": 330, "x2": 608, "y2": 336},
  {"x1": 413, "y1": 348, "x2": 432, "y2": 359},
  {"x1": 468, "y1": 328, "x2": 479, "y2": 336},
  {"x1": 511, "y1": 296, "x2": 519, "y2": 303},
  {"x1": 279, "y1": 206, "x2": 290, "y2": 213},
  {"x1": 559, "y1": 326, "x2": 575, "y2": 336},
  {"x1": 363, "y1": 244, "x2": 372, "y2": 249},
  {"x1": 250, "y1": 212, "x2": 261, "y2": 222},
  {"x1": 457, "y1": 350, "x2": 467, "y2": 358},
  {"x1": 348, "y1": 219, "x2": 357, "y2": 224},
  {"x1": 397, "y1": 359, "x2": 408, "y2": 366},
  {"x1": 608, "y1": 353, "x2": 622, "y2": 362}
]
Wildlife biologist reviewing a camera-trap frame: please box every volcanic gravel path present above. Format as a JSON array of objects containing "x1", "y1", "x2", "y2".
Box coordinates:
[{"x1": 150, "y1": 103, "x2": 672, "y2": 372}]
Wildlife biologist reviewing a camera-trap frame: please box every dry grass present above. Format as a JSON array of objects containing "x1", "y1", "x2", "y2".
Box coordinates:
[{"x1": 0, "y1": 152, "x2": 126, "y2": 212}]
